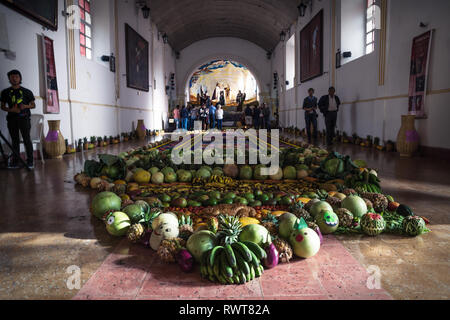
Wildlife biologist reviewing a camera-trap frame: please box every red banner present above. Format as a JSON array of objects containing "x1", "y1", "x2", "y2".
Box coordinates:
[
  {"x1": 408, "y1": 30, "x2": 433, "y2": 118},
  {"x1": 43, "y1": 36, "x2": 60, "y2": 114}
]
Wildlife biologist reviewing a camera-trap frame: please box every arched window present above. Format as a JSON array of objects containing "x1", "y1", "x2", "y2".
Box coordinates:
[
  {"x1": 366, "y1": 0, "x2": 376, "y2": 54},
  {"x1": 285, "y1": 35, "x2": 295, "y2": 90}
]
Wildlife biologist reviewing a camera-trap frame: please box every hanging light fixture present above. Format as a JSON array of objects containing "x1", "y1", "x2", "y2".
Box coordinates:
[
  {"x1": 141, "y1": 5, "x2": 150, "y2": 19},
  {"x1": 280, "y1": 30, "x2": 286, "y2": 42},
  {"x1": 298, "y1": 0, "x2": 310, "y2": 17},
  {"x1": 162, "y1": 33, "x2": 168, "y2": 44}
]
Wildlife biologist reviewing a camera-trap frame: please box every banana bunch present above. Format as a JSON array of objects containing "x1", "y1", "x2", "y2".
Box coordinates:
[
  {"x1": 315, "y1": 189, "x2": 329, "y2": 200},
  {"x1": 193, "y1": 175, "x2": 234, "y2": 186},
  {"x1": 348, "y1": 170, "x2": 382, "y2": 193},
  {"x1": 200, "y1": 241, "x2": 266, "y2": 285}
]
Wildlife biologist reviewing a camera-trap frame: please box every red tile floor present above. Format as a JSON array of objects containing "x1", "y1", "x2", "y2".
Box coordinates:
[{"x1": 73, "y1": 234, "x2": 392, "y2": 300}]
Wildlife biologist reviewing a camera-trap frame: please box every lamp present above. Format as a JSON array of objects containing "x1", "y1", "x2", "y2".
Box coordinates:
[
  {"x1": 162, "y1": 33, "x2": 168, "y2": 44},
  {"x1": 280, "y1": 31, "x2": 286, "y2": 42},
  {"x1": 298, "y1": 1, "x2": 307, "y2": 17},
  {"x1": 266, "y1": 51, "x2": 272, "y2": 60},
  {"x1": 141, "y1": 5, "x2": 150, "y2": 19}
]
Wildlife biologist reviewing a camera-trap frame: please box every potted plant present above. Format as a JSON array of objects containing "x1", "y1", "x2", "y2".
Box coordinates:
[
  {"x1": 90, "y1": 136, "x2": 96, "y2": 149},
  {"x1": 97, "y1": 136, "x2": 102, "y2": 147},
  {"x1": 103, "y1": 136, "x2": 109, "y2": 146}
]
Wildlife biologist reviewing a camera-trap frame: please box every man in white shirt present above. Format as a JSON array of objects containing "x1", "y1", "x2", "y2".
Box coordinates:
[
  {"x1": 216, "y1": 104, "x2": 224, "y2": 130},
  {"x1": 318, "y1": 87, "x2": 341, "y2": 146}
]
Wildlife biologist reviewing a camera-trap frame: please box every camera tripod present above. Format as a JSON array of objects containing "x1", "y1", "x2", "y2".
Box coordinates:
[{"x1": 0, "y1": 130, "x2": 31, "y2": 171}]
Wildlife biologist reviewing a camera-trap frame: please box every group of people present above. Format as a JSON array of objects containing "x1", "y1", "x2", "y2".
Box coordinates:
[
  {"x1": 244, "y1": 103, "x2": 271, "y2": 130},
  {"x1": 173, "y1": 103, "x2": 224, "y2": 131},
  {"x1": 302, "y1": 86, "x2": 341, "y2": 146}
]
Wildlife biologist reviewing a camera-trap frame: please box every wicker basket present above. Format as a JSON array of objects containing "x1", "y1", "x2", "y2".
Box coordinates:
[{"x1": 396, "y1": 115, "x2": 419, "y2": 157}]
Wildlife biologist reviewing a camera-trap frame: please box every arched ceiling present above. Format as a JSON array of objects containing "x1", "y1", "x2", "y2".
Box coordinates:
[{"x1": 147, "y1": 0, "x2": 299, "y2": 52}]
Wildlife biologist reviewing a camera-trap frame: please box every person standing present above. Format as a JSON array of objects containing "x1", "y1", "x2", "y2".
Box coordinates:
[
  {"x1": 253, "y1": 105, "x2": 261, "y2": 130},
  {"x1": 1, "y1": 70, "x2": 36, "y2": 169},
  {"x1": 318, "y1": 87, "x2": 341, "y2": 146},
  {"x1": 263, "y1": 103, "x2": 271, "y2": 130},
  {"x1": 244, "y1": 104, "x2": 253, "y2": 128},
  {"x1": 181, "y1": 105, "x2": 189, "y2": 130},
  {"x1": 219, "y1": 91, "x2": 226, "y2": 106},
  {"x1": 216, "y1": 104, "x2": 224, "y2": 130},
  {"x1": 173, "y1": 105, "x2": 180, "y2": 129},
  {"x1": 302, "y1": 88, "x2": 318, "y2": 144},
  {"x1": 189, "y1": 105, "x2": 197, "y2": 131},
  {"x1": 209, "y1": 103, "x2": 217, "y2": 129},
  {"x1": 199, "y1": 104, "x2": 209, "y2": 130}
]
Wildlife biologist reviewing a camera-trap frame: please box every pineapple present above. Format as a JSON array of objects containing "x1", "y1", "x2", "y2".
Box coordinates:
[
  {"x1": 216, "y1": 215, "x2": 242, "y2": 245},
  {"x1": 272, "y1": 237, "x2": 293, "y2": 263},
  {"x1": 178, "y1": 214, "x2": 194, "y2": 240},
  {"x1": 362, "y1": 198, "x2": 374, "y2": 211},
  {"x1": 335, "y1": 208, "x2": 353, "y2": 227},
  {"x1": 157, "y1": 238, "x2": 186, "y2": 263},
  {"x1": 342, "y1": 188, "x2": 357, "y2": 196},
  {"x1": 325, "y1": 196, "x2": 342, "y2": 211},
  {"x1": 307, "y1": 221, "x2": 319, "y2": 231},
  {"x1": 289, "y1": 202, "x2": 312, "y2": 221},
  {"x1": 261, "y1": 213, "x2": 279, "y2": 237},
  {"x1": 127, "y1": 223, "x2": 145, "y2": 243},
  {"x1": 360, "y1": 192, "x2": 388, "y2": 213}
]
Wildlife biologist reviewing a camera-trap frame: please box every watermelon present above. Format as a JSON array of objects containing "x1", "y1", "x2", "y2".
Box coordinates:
[
  {"x1": 360, "y1": 213, "x2": 385, "y2": 236},
  {"x1": 397, "y1": 204, "x2": 414, "y2": 217},
  {"x1": 402, "y1": 216, "x2": 426, "y2": 236}
]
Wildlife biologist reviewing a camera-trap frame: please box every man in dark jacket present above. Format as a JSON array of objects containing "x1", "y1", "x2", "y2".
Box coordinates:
[
  {"x1": 303, "y1": 88, "x2": 318, "y2": 144},
  {"x1": 318, "y1": 87, "x2": 341, "y2": 146},
  {"x1": 1, "y1": 70, "x2": 36, "y2": 168},
  {"x1": 263, "y1": 103, "x2": 271, "y2": 130}
]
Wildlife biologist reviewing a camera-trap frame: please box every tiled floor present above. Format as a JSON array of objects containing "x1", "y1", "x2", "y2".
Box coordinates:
[
  {"x1": 73, "y1": 235, "x2": 392, "y2": 300},
  {"x1": 0, "y1": 133, "x2": 449, "y2": 300}
]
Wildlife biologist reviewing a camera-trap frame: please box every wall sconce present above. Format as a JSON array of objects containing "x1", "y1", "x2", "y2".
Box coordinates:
[
  {"x1": 266, "y1": 51, "x2": 272, "y2": 60},
  {"x1": 162, "y1": 33, "x2": 168, "y2": 44},
  {"x1": 175, "y1": 51, "x2": 180, "y2": 59},
  {"x1": 298, "y1": 0, "x2": 312, "y2": 17},
  {"x1": 280, "y1": 30, "x2": 286, "y2": 42},
  {"x1": 141, "y1": 5, "x2": 150, "y2": 19}
]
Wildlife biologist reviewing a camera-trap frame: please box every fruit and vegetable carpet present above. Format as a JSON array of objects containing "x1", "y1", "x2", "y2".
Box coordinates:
[{"x1": 72, "y1": 130, "x2": 430, "y2": 300}]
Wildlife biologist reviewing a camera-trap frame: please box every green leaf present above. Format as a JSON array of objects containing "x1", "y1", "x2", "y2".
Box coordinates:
[
  {"x1": 84, "y1": 160, "x2": 103, "y2": 177},
  {"x1": 98, "y1": 154, "x2": 120, "y2": 167}
]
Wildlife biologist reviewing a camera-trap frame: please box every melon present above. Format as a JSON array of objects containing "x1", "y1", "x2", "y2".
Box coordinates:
[
  {"x1": 164, "y1": 171, "x2": 177, "y2": 183},
  {"x1": 161, "y1": 167, "x2": 175, "y2": 176},
  {"x1": 90, "y1": 191, "x2": 122, "y2": 220},
  {"x1": 283, "y1": 166, "x2": 297, "y2": 179},
  {"x1": 149, "y1": 167, "x2": 160, "y2": 175},
  {"x1": 223, "y1": 164, "x2": 239, "y2": 178},
  {"x1": 269, "y1": 167, "x2": 283, "y2": 180},
  {"x1": 402, "y1": 216, "x2": 426, "y2": 236},
  {"x1": 151, "y1": 172, "x2": 165, "y2": 184},
  {"x1": 195, "y1": 168, "x2": 211, "y2": 179},
  {"x1": 309, "y1": 201, "x2": 333, "y2": 218},
  {"x1": 278, "y1": 213, "x2": 298, "y2": 239},
  {"x1": 239, "y1": 224, "x2": 271, "y2": 246},
  {"x1": 316, "y1": 210, "x2": 339, "y2": 234},
  {"x1": 361, "y1": 213, "x2": 386, "y2": 236},
  {"x1": 341, "y1": 195, "x2": 368, "y2": 218},
  {"x1": 289, "y1": 227, "x2": 321, "y2": 258},
  {"x1": 239, "y1": 165, "x2": 253, "y2": 180},
  {"x1": 296, "y1": 169, "x2": 308, "y2": 179},
  {"x1": 253, "y1": 165, "x2": 268, "y2": 180},
  {"x1": 105, "y1": 211, "x2": 131, "y2": 237},
  {"x1": 186, "y1": 230, "x2": 217, "y2": 262}
]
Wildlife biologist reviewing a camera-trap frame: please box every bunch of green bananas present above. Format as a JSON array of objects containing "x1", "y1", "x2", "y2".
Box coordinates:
[
  {"x1": 200, "y1": 241, "x2": 266, "y2": 285},
  {"x1": 347, "y1": 170, "x2": 382, "y2": 193}
]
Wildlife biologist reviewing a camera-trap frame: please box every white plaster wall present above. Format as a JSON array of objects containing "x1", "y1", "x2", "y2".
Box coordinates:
[
  {"x1": 175, "y1": 37, "x2": 272, "y2": 104},
  {"x1": 0, "y1": 0, "x2": 176, "y2": 153},
  {"x1": 273, "y1": 0, "x2": 450, "y2": 149}
]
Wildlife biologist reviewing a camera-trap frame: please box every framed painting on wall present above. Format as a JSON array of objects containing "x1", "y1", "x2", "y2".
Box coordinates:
[
  {"x1": 42, "y1": 35, "x2": 60, "y2": 114},
  {"x1": 300, "y1": 10, "x2": 323, "y2": 82},
  {"x1": 125, "y1": 23, "x2": 149, "y2": 92},
  {"x1": 0, "y1": 0, "x2": 58, "y2": 31}
]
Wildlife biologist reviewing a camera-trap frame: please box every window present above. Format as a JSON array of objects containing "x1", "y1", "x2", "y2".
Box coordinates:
[
  {"x1": 366, "y1": 0, "x2": 375, "y2": 54},
  {"x1": 79, "y1": 0, "x2": 92, "y2": 59},
  {"x1": 285, "y1": 35, "x2": 295, "y2": 90}
]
